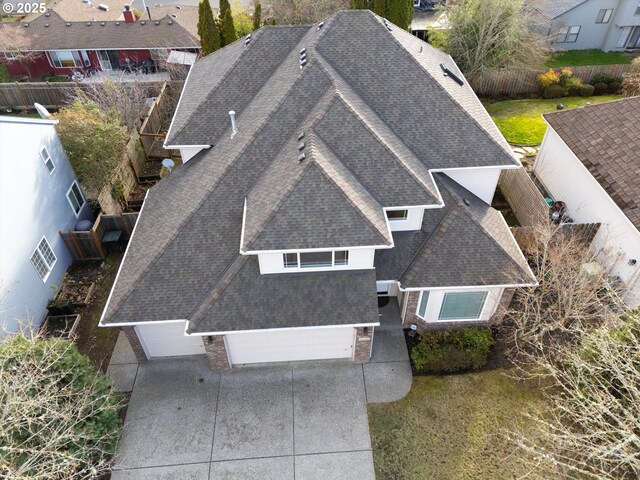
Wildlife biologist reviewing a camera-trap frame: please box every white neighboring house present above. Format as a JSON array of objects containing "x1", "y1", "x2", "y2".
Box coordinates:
[
  {"x1": 534, "y1": 97, "x2": 640, "y2": 307},
  {"x1": 0, "y1": 116, "x2": 90, "y2": 335}
]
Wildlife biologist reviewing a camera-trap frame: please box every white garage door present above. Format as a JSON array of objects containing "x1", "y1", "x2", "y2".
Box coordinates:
[
  {"x1": 225, "y1": 327, "x2": 355, "y2": 365},
  {"x1": 136, "y1": 322, "x2": 205, "y2": 358}
]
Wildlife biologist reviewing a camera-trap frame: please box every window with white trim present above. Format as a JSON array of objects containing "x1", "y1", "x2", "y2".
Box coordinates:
[
  {"x1": 281, "y1": 251, "x2": 349, "y2": 269},
  {"x1": 417, "y1": 291, "x2": 429, "y2": 319},
  {"x1": 4, "y1": 52, "x2": 18, "y2": 59},
  {"x1": 40, "y1": 146, "x2": 54, "y2": 174},
  {"x1": 66, "y1": 181, "x2": 85, "y2": 216},
  {"x1": 30, "y1": 237, "x2": 56, "y2": 281},
  {"x1": 386, "y1": 210, "x2": 408, "y2": 221},
  {"x1": 438, "y1": 291, "x2": 488, "y2": 321},
  {"x1": 556, "y1": 25, "x2": 581, "y2": 43},
  {"x1": 596, "y1": 9, "x2": 613, "y2": 23},
  {"x1": 48, "y1": 50, "x2": 83, "y2": 68}
]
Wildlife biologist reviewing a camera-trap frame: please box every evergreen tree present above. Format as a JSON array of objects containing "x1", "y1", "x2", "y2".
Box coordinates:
[
  {"x1": 222, "y1": 8, "x2": 238, "y2": 45},
  {"x1": 253, "y1": 3, "x2": 262, "y2": 30},
  {"x1": 219, "y1": 0, "x2": 230, "y2": 19},
  {"x1": 372, "y1": 0, "x2": 386, "y2": 17},
  {"x1": 386, "y1": 0, "x2": 412, "y2": 30},
  {"x1": 271, "y1": 18, "x2": 277, "y2": 25},
  {"x1": 350, "y1": 0, "x2": 368, "y2": 8},
  {"x1": 198, "y1": 0, "x2": 220, "y2": 56}
]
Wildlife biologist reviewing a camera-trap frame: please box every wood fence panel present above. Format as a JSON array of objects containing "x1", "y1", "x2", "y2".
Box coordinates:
[{"x1": 498, "y1": 169, "x2": 549, "y2": 227}]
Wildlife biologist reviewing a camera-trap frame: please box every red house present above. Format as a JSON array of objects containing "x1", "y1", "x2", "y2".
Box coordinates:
[{"x1": 0, "y1": 0, "x2": 201, "y2": 79}]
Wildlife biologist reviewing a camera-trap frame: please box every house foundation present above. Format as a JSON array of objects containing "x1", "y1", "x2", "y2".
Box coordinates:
[
  {"x1": 352, "y1": 327, "x2": 373, "y2": 363},
  {"x1": 203, "y1": 335, "x2": 232, "y2": 372},
  {"x1": 122, "y1": 327, "x2": 148, "y2": 363}
]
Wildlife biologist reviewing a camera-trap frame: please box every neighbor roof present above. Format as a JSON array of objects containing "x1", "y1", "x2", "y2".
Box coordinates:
[
  {"x1": 0, "y1": 9, "x2": 199, "y2": 51},
  {"x1": 544, "y1": 97, "x2": 640, "y2": 230},
  {"x1": 375, "y1": 174, "x2": 534, "y2": 287},
  {"x1": 102, "y1": 11, "x2": 523, "y2": 332},
  {"x1": 532, "y1": 0, "x2": 588, "y2": 19}
]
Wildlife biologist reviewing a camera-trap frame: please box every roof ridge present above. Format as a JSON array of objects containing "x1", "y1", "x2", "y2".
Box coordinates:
[
  {"x1": 311, "y1": 134, "x2": 391, "y2": 245},
  {"x1": 382, "y1": 20, "x2": 518, "y2": 166}
]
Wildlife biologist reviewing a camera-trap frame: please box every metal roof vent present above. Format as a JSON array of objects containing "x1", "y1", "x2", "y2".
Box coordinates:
[
  {"x1": 297, "y1": 132, "x2": 305, "y2": 141},
  {"x1": 23, "y1": 23, "x2": 29, "y2": 27},
  {"x1": 299, "y1": 58, "x2": 307, "y2": 69},
  {"x1": 297, "y1": 142, "x2": 305, "y2": 151},
  {"x1": 101, "y1": 21, "x2": 105, "y2": 25},
  {"x1": 440, "y1": 63, "x2": 464, "y2": 86},
  {"x1": 45, "y1": 12, "x2": 50, "y2": 16},
  {"x1": 44, "y1": 23, "x2": 49, "y2": 27},
  {"x1": 300, "y1": 47, "x2": 306, "y2": 55},
  {"x1": 98, "y1": 3, "x2": 109, "y2": 10},
  {"x1": 176, "y1": 5, "x2": 181, "y2": 8},
  {"x1": 140, "y1": 20, "x2": 146, "y2": 25},
  {"x1": 463, "y1": 198, "x2": 470, "y2": 206},
  {"x1": 155, "y1": 20, "x2": 160, "y2": 25},
  {"x1": 229, "y1": 110, "x2": 238, "y2": 139},
  {"x1": 167, "y1": 20, "x2": 173, "y2": 24},
  {"x1": 115, "y1": 21, "x2": 120, "y2": 25},
  {"x1": 244, "y1": 34, "x2": 251, "y2": 46},
  {"x1": 317, "y1": 21, "x2": 324, "y2": 30},
  {"x1": 86, "y1": 22, "x2": 91, "y2": 26},
  {"x1": 171, "y1": 13, "x2": 176, "y2": 17},
  {"x1": 298, "y1": 152, "x2": 306, "y2": 162},
  {"x1": 66, "y1": 22, "x2": 71, "y2": 26}
]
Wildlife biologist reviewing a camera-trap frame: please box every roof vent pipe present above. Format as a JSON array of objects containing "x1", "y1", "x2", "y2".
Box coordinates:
[{"x1": 229, "y1": 110, "x2": 238, "y2": 138}]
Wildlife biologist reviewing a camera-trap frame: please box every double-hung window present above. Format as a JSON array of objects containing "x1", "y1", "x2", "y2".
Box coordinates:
[
  {"x1": 30, "y1": 237, "x2": 56, "y2": 281},
  {"x1": 48, "y1": 50, "x2": 83, "y2": 68},
  {"x1": 282, "y1": 251, "x2": 349, "y2": 269},
  {"x1": 596, "y1": 9, "x2": 613, "y2": 24},
  {"x1": 40, "y1": 146, "x2": 54, "y2": 174},
  {"x1": 438, "y1": 291, "x2": 488, "y2": 321},
  {"x1": 417, "y1": 291, "x2": 429, "y2": 319},
  {"x1": 66, "y1": 181, "x2": 85, "y2": 216},
  {"x1": 556, "y1": 25, "x2": 581, "y2": 43}
]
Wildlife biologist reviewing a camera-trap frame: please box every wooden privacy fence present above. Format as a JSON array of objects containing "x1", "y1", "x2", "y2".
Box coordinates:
[
  {"x1": 138, "y1": 81, "x2": 181, "y2": 159},
  {"x1": 0, "y1": 80, "x2": 167, "y2": 110},
  {"x1": 60, "y1": 213, "x2": 139, "y2": 261},
  {"x1": 498, "y1": 169, "x2": 549, "y2": 227},
  {"x1": 471, "y1": 64, "x2": 634, "y2": 96}
]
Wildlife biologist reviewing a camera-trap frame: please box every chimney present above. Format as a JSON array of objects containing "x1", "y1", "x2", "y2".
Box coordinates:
[
  {"x1": 123, "y1": 4, "x2": 135, "y2": 23},
  {"x1": 229, "y1": 111, "x2": 238, "y2": 138}
]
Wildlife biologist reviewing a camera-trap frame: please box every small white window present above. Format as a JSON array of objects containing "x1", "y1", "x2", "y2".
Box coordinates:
[
  {"x1": 386, "y1": 210, "x2": 408, "y2": 221},
  {"x1": 596, "y1": 9, "x2": 613, "y2": 24},
  {"x1": 66, "y1": 181, "x2": 85, "y2": 216},
  {"x1": 417, "y1": 291, "x2": 429, "y2": 319},
  {"x1": 283, "y1": 252, "x2": 298, "y2": 268},
  {"x1": 566, "y1": 25, "x2": 581, "y2": 43},
  {"x1": 282, "y1": 251, "x2": 349, "y2": 269},
  {"x1": 30, "y1": 237, "x2": 57, "y2": 281},
  {"x1": 40, "y1": 146, "x2": 55, "y2": 174}
]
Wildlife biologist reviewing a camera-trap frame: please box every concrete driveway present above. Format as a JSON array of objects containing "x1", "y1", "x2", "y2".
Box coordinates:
[{"x1": 112, "y1": 358, "x2": 377, "y2": 479}]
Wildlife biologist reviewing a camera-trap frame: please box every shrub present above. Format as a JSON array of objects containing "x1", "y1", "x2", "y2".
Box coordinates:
[
  {"x1": 577, "y1": 84, "x2": 595, "y2": 97},
  {"x1": 410, "y1": 327, "x2": 494, "y2": 374},
  {"x1": 538, "y1": 68, "x2": 560, "y2": 90},
  {"x1": 542, "y1": 84, "x2": 565, "y2": 99},
  {"x1": 562, "y1": 76, "x2": 583, "y2": 95},
  {"x1": 593, "y1": 82, "x2": 609, "y2": 95},
  {"x1": 589, "y1": 72, "x2": 614, "y2": 85},
  {"x1": 0, "y1": 335, "x2": 123, "y2": 478},
  {"x1": 607, "y1": 80, "x2": 622, "y2": 94}
]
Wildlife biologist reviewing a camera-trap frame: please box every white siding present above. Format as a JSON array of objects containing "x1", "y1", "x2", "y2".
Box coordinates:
[
  {"x1": 441, "y1": 167, "x2": 503, "y2": 205},
  {"x1": 258, "y1": 248, "x2": 376, "y2": 274},
  {"x1": 180, "y1": 147, "x2": 205, "y2": 163},
  {"x1": 0, "y1": 118, "x2": 90, "y2": 336},
  {"x1": 136, "y1": 322, "x2": 206, "y2": 358},
  {"x1": 386, "y1": 206, "x2": 425, "y2": 232},
  {"x1": 534, "y1": 127, "x2": 640, "y2": 307},
  {"x1": 551, "y1": 0, "x2": 620, "y2": 51}
]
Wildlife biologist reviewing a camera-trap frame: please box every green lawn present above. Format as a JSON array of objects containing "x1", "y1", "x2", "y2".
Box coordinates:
[
  {"x1": 483, "y1": 95, "x2": 621, "y2": 144},
  {"x1": 545, "y1": 49, "x2": 632, "y2": 67},
  {"x1": 0, "y1": 63, "x2": 13, "y2": 83},
  {"x1": 368, "y1": 369, "x2": 547, "y2": 480}
]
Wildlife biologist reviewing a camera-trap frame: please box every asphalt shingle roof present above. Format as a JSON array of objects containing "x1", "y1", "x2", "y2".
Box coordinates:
[
  {"x1": 375, "y1": 174, "x2": 534, "y2": 287},
  {"x1": 544, "y1": 97, "x2": 640, "y2": 230},
  {"x1": 103, "y1": 11, "x2": 528, "y2": 332},
  {"x1": 532, "y1": 0, "x2": 587, "y2": 19}
]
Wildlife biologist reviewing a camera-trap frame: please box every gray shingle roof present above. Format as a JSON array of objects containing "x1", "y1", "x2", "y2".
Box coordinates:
[
  {"x1": 544, "y1": 97, "x2": 640, "y2": 230},
  {"x1": 0, "y1": 10, "x2": 199, "y2": 51},
  {"x1": 187, "y1": 257, "x2": 379, "y2": 333},
  {"x1": 532, "y1": 0, "x2": 587, "y2": 19},
  {"x1": 375, "y1": 174, "x2": 535, "y2": 287},
  {"x1": 103, "y1": 11, "x2": 526, "y2": 332}
]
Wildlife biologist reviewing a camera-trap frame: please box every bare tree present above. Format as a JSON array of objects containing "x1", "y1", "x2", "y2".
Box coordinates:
[
  {"x1": 621, "y1": 58, "x2": 640, "y2": 97},
  {"x1": 268, "y1": 0, "x2": 349, "y2": 24}
]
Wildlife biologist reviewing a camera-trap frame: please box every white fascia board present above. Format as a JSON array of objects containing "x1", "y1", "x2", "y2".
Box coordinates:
[
  {"x1": 186, "y1": 322, "x2": 381, "y2": 336},
  {"x1": 239, "y1": 197, "x2": 247, "y2": 254},
  {"x1": 164, "y1": 144, "x2": 211, "y2": 149},
  {"x1": 99, "y1": 190, "x2": 150, "y2": 327},
  {"x1": 103, "y1": 318, "x2": 189, "y2": 328},
  {"x1": 241, "y1": 243, "x2": 394, "y2": 255},
  {"x1": 427, "y1": 170, "x2": 445, "y2": 206},
  {"x1": 0, "y1": 116, "x2": 58, "y2": 125},
  {"x1": 399, "y1": 282, "x2": 537, "y2": 292},
  {"x1": 382, "y1": 204, "x2": 443, "y2": 210},
  {"x1": 163, "y1": 62, "x2": 196, "y2": 147},
  {"x1": 430, "y1": 165, "x2": 520, "y2": 173}
]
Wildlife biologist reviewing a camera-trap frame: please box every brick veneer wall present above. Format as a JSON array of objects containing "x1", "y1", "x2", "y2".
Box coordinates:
[
  {"x1": 402, "y1": 289, "x2": 517, "y2": 333},
  {"x1": 203, "y1": 335, "x2": 231, "y2": 371},
  {"x1": 352, "y1": 327, "x2": 373, "y2": 363},
  {"x1": 122, "y1": 327, "x2": 148, "y2": 363}
]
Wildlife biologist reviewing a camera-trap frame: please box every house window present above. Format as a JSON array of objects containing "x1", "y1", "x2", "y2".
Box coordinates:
[
  {"x1": 300, "y1": 251, "x2": 333, "y2": 268},
  {"x1": 80, "y1": 50, "x2": 91, "y2": 67},
  {"x1": 283, "y1": 252, "x2": 298, "y2": 268},
  {"x1": 636, "y1": 1, "x2": 640, "y2": 15},
  {"x1": 556, "y1": 25, "x2": 581, "y2": 43},
  {"x1": 438, "y1": 291, "x2": 488, "y2": 321},
  {"x1": 40, "y1": 146, "x2": 54, "y2": 174},
  {"x1": 417, "y1": 291, "x2": 429, "y2": 319},
  {"x1": 596, "y1": 9, "x2": 613, "y2": 23},
  {"x1": 627, "y1": 26, "x2": 640, "y2": 48},
  {"x1": 4, "y1": 52, "x2": 17, "y2": 59},
  {"x1": 66, "y1": 181, "x2": 85, "y2": 216},
  {"x1": 282, "y1": 251, "x2": 350, "y2": 269},
  {"x1": 386, "y1": 210, "x2": 408, "y2": 221},
  {"x1": 48, "y1": 50, "x2": 83, "y2": 68},
  {"x1": 30, "y1": 237, "x2": 56, "y2": 281}
]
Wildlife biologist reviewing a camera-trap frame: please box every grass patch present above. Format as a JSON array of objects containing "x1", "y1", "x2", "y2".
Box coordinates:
[
  {"x1": 368, "y1": 369, "x2": 546, "y2": 480},
  {"x1": 545, "y1": 49, "x2": 631, "y2": 67},
  {"x1": 0, "y1": 63, "x2": 14, "y2": 83},
  {"x1": 483, "y1": 95, "x2": 621, "y2": 144}
]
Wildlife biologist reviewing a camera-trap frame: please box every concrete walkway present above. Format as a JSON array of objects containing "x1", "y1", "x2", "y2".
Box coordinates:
[{"x1": 107, "y1": 302, "x2": 412, "y2": 479}]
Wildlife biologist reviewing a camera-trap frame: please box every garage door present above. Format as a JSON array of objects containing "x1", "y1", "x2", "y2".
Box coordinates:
[
  {"x1": 225, "y1": 327, "x2": 355, "y2": 365},
  {"x1": 136, "y1": 322, "x2": 205, "y2": 358}
]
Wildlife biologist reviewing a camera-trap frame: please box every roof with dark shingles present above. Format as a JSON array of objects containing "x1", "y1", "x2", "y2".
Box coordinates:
[
  {"x1": 544, "y1": 97, "x2": 640, "y2": 231},
  {"x1": 375, "y1": 174, "x2": 534, "y2": 287},
  {"x1": 102, "y1": 11, "x2": 527, "y2": 332},
  {"x1": 532, "y1": 0, "x2": 588, "y2": 19}
]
